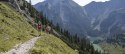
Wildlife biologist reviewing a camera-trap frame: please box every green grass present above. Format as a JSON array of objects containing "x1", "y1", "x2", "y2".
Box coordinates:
[
  {"x1": 99, "y1": 42, "x2": 125, "y2": 54},
  {"x1": 29, "y1": 33, "x2": 78, "y2": 54},
  {"x1": 0, "y1": 2, "x2": 38, "y2": 52}
]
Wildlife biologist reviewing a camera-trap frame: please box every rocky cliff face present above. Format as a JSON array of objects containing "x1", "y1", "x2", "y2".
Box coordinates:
[
  {"x1": 8, "y1": 0, "x2": 22, "y2": 12},
  {"x1": 8, "y1": 0, "x2": 37, "y2": 26},
  {"x1": 101, "y1": 9, "x2": 125, "y2": 35}
]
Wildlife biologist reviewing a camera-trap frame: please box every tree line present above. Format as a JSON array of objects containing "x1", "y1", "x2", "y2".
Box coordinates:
[{"x1": 53, "y1": 24, "x2": 102, "y2": 54}]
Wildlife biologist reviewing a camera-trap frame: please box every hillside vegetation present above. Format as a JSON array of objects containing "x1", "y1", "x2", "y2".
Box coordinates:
[
  {"x1": 0, "y1": 2, "x2": 78, "y2": 54},
  {"x1": 30, "y1": 33, "x2": 78, "y2": 54},
  {"x1": 99, "y1": 42, "x2": 125, "y2": 54},
  {"x1": 0, "y1": 2, "x2": 38, "y2": 52}
]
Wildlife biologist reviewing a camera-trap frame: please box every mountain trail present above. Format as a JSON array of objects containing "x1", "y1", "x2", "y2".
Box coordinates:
[{"x1": 0, "y1": 36, "x2": 41, "y2": 54}]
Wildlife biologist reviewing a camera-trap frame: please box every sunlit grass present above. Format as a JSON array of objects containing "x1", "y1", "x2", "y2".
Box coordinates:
[
  {"x1": 0, "y1": 2, "x2": 38, "y2": 52},
  {"x1": 29, "y1": 33, "x2": 78, "y2": 54}
]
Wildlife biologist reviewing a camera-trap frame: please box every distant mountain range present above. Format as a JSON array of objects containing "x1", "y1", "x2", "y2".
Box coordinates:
[
  {"x1": 84, "y1": 0, "x2": 125, "y2": 36},
  {"x1": 34, "y1": 0, "x2": 125, "y2": 37},
  {"x1": 34, "y1": 0, "x2": 90, "y2": 36}
]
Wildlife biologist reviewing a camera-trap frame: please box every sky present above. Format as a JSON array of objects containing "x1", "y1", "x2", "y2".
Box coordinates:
[
  {"x1": 26, "y1": 0, "x2": 110, "y2": 6},
  {"x1": 73, "y1": 0, "x2": 110, "y2": 6}
]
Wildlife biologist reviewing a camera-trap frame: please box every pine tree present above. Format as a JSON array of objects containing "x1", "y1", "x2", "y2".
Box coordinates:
[
  {"x1": 56, "y1": 23, "x2": 60, "y2": 32},
  {"x1": 29, "y1": 0, "x2": 32, "y2": 5}
]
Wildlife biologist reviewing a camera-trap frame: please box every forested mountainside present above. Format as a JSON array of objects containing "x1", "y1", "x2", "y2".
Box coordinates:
[{"x1": 34, "y1": 0, "x2": 90, "y2": 36}]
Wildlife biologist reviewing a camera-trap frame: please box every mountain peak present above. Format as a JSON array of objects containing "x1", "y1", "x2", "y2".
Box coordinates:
[{"x1": 34, "y1": 0, "x2": 90, "y2": 36}]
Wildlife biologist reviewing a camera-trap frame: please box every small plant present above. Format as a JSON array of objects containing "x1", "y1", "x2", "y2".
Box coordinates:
[
  {"x1": 1, "y1": 19, "x2": 4, "y2": 22},
  {"x1": 31, "y1": 30, "x2": 34, "y2": 33}
]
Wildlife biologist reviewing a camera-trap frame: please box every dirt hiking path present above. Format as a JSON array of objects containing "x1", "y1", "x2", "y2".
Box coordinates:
[{"x1": 1, "y1": 37, "x2": 40, "y2": 54}]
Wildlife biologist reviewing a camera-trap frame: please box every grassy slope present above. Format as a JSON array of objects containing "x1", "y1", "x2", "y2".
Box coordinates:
[
  {"x1": 30, "y1": 33, "x2": 78, "y2": 54},
  {"x1": 0, "y1": 2, "x2": 78, "y2": 54},
  {"x1": 99, "y1": 42, "x2": 125, "y2": 54},
  {"x1": 0, "y1": 2, "x2": 38, "y2": 52}
]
